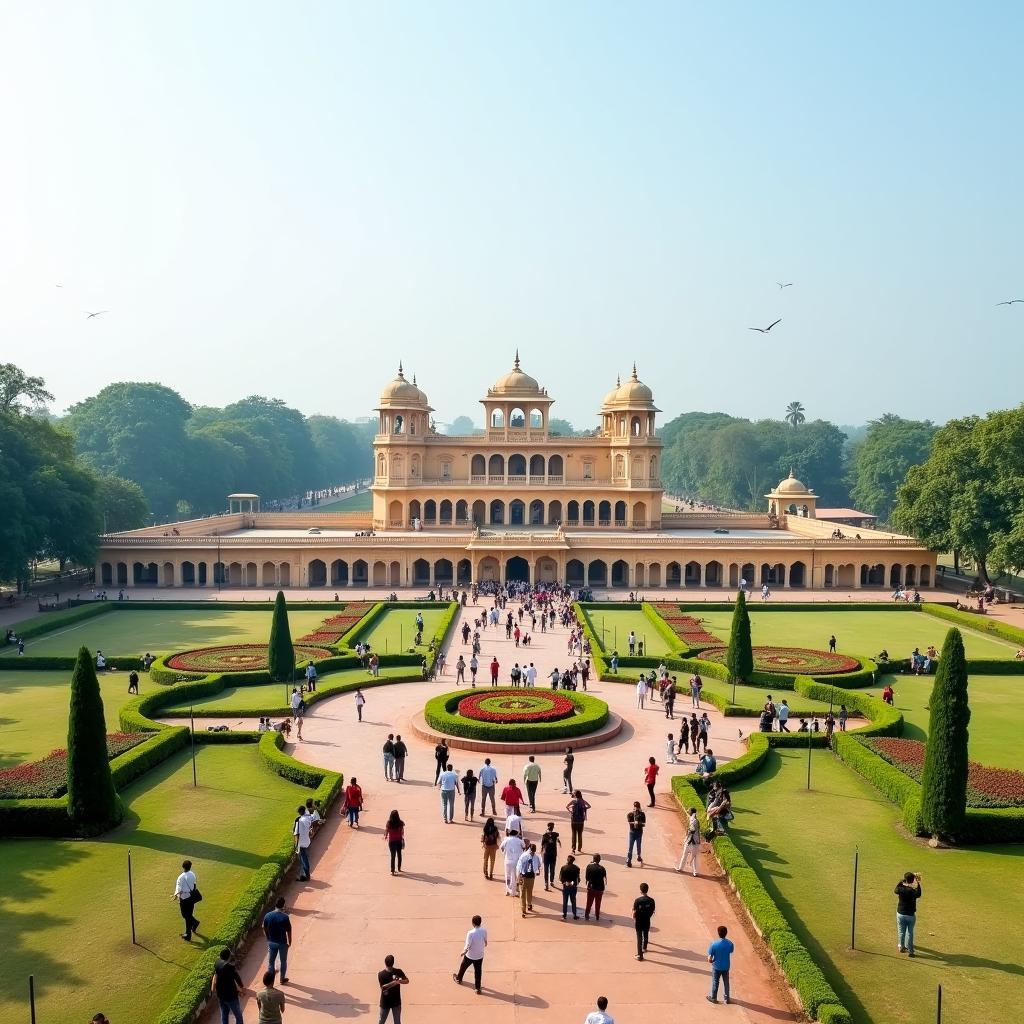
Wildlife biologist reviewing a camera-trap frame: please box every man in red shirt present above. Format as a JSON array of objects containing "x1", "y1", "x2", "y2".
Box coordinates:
[
  {"x1": 490, "y1": 657, "x2": 500, "y2": 687},
  {"x1": 644, "y1": 757, "x2": 660, "y2": 807}
]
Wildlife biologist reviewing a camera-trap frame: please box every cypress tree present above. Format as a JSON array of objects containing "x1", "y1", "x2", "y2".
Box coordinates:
[
  {"x1": 919, "y1": 627, "x2": 971, "y2": 840},
  {"x1": 67, "y1": 646, "x2": 121, "y2": 830},
  {"x1": 726, "y1": 589, "x2": 754, "y2": 683},
  {"x1": 268, "y1": 590, "x2": 295, "y2": 683}
]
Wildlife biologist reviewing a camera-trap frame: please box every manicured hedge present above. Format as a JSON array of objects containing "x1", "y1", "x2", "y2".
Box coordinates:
[
  {"x1": 109, "y1": 727, "x2": 190, "y2": 788},
  {"x1": 922, "y1": 603, "x2": 1024, "y2": 645},
  {"x1": 6, "y1": 600, "x2": 112, "y2": 639},
  {"x1": 794, "y1": 679, "x2": 903, "y2": 737},
  {"x1": 424, "y1": 688, "x2": 609, "y2": 742},
  {"x1": 0, "y1": 654, "x2": 140, "y2": 672}
]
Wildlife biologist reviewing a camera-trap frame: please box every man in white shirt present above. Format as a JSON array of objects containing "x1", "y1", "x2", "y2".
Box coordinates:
[
  {"x1": 96, "y1": 650, "x2": 106, "y2": 671},
  {"x1": 478, "y1": 758, "x2": 499, "y2": 816},
  {"x1": 677, "y1": 807, "x2": 702, "y2": 876},
  {"x1": 499, "y1": 830, "x2": 525, "y2": 896},
  {"x1": 172, "y1": 858, "x2": 200, "y2": 940},
  {"x1": 636, "y1": 676, "x2": 647, "y2": 710},
  {"x1": 438, "y1": 764, "x2": 460, "y2": 823},
  {"x1": 522, "y1": 756, "x2": 542, "y2": 813},
  {"x1": 516, "y1": 843, "x2": 542, "y2": 917},
  {"x1": 290, "y1": 688, "x2": 303, "y2": 714},
  {"x1": 584, "y1": 995, "x2": 615, "y2": 1024},
  {"x1": 453, "y1": 914, "x2": 488, "y2": 993},
  {"x1": 525, "y1": 663, "x2": 538, "y2": 688},
  {"x1": 293, "y1": 806, "x2": 312, "y2": 880},
  {"x1": 505, "y1": 810, "x2": 524, "y2": 841}
]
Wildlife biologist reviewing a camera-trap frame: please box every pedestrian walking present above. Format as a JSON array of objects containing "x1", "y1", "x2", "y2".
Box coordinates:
[
  {"x1": 294, "y1": 805, "x2": 312, "y2": 879},
  {"x1": 456, "y1": 655, "x2": 466, "y2": 683},
  {"x1": 644, "y1": 757, "x2": 660, "y2": 807},
  {"x1": 490, "y1": 656, "x2": 500, "y2": 686},
  {"x1": 263, "y1": 896, "x2": 292, "y2": 983},
  {"x1": 839, "y1": 704, "x2": 849, "y2": 732},
  {"x1": 894, "y1": 871, "x2": 922, "y2": 955},
  {"x1": 211, "y1": 948, "x2": 246, "y2": 1024},
  {"x1": 541, "y1": 822, "x2": 561, "y2": 890},
  {"x1": 584, "y1": 854, "x2": 607, "y2": 922},
  {"x1": 453, "y1": 914, "x2": 487, "y2": 993},
  {"x1": 377, "y1": 954, "x2": 409, "y2": 1024},
  {"x1": 481, "y1": 817, "x2": 499, "y2": 879},
  {"x1": 690, "y1": 673, "x2": 702, "y2": 708},
  {"x1": 343, "y1": 777, "x2": 364, "y2": 828},
  {"x1": 382, "y1": 733, "x2": 396, "y2": 780},
  {"x1": 434, "y1": 740, "x2": 450, "y2": 785},
  {"x1": 355, "y1": 688, "x2": 366, "y2": 722},
  {"x1": 522, "y1": 755, "x2": 542, "y2": 812},
  {"x1": 632, "y1": 882, "x2": 656, "y2": 960},
  {"x1": 584, "y1": 996, "x2": 615, "y2": 1023},
  {"x1": 665, "y1": 681, "x2": 676, "y2": 719},
  {"x1": 461, "y1": 768, "x2": 478, "y2": 821},
  {"x1": 707, "y1": 925, "x2": 735, "y2": 1004},
  {"x1": 677, "y1": 806, "x2": 701, "y2": 876},
  {"x1": 828, "y1": 634, "x2": 837, "y2": 653},
  {"x1": 384, "y1": 810, "x2": 405, "y2": 875},
  {"x1": 567, "y1": 790, "x2": 591, "y2": 853},
  {"x1": 469, "y1": 654, "x2": 479, "y2": 685},
  {"x1": 172, "y1": 859, "x2": 201, "y2": 941},
  {"x1": 559, "y1": 853, "x2": 580, "y2": 919},
  {"x1": 563, "y1": 747, "x2": 575, "y2": 793},
  {"x1": 636, "y1": 676, "x2": 646, "y2": 710},
  {"x1": 501, "y1": 778, "x2": 524, "y2": 816},
  {"x1": 517, "y1": 843, "x2": 542, "y2": 916},
  {"x1": 439, "y1": 764, "x2": 460, "y2": 823},
  {"x1": 256, "y1": 969, "x2": 286, "y2": 1024},
  {"x1": 666, "y1": 733, "x2": 677, "y2": 765},
  {"x1": 626, "y1": 801, "x2": 646, "y2": 867},
  {"x1": 479, "y1": 758, "x2": 498, "y2": 815},
  {"x1": 128, "y1": 669, "x2": 139, "y2": 694},
  {"x1": 500, "y1": 830, "x2": 526, "y2": 896},
  {"x1": 392, "y1": 735, "x2": 408, "y2": 783}
]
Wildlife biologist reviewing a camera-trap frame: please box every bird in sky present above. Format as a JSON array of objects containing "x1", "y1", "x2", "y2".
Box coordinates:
[
  {"x1": 84, "y1": 310, "x2": 108, "y2": 318},
  {"x1": 995, "y1": 299, "x2": 1023, "y2": 306},
  {"x1": 777, "y1": 282, "x2": 794, "y2": 289},
  {"x1": 749, "y1": 319, "x2": 782, "y2": 333}
]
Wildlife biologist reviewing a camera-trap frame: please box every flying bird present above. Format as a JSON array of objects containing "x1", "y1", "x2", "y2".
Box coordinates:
[
  {"x1": 84, "y1": 310, "x2": 108, "y2": 318},
  {"x1": 777, "y1": 282, "x2": 794, "y2": 289},
  {"x1": 749, "y1": 319, "x2": 782, "y2": 333},
  {"x1": 995, "y1": 299, "x2": 1024, "y2": 306}
]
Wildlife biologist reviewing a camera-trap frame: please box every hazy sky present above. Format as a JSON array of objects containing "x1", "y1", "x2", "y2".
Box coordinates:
[{"x1": 2, "y1": 2, "x2": 1022, "y2": 430}]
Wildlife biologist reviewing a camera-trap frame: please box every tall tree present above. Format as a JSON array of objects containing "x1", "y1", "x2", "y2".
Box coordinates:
[
  {"x1": 726, "y1": 590, "x2": 754, "y2": 684},
  {"x1": 268, "y1": 591, "x2": 295, "y2": 683},
  {"x1": 0, "y1": 362, "x2": 54, "y2": 412},
  {"x1": 784, "y1": 401, "x2": 806, "y2": 427},
  {"x1": 67, "y1": 647, "x2": 122, "y2": 831},
  {"x1": 97, "y1": 474, "x2": 149, "y2": 533},
  {"x1": 308, "y1": 414, "x2": 372, "y2": 484},
  {"x1": 848, "y1": 415, "x2": 936, "y2": 520},
  {"x1": 919, "y1": 629, "x2": 970, "y2": 840}
]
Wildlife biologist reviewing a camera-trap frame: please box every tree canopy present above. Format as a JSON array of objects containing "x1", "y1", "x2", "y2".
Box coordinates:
[{"x1": 847, "y1": 415, "x2": 936, "y2": 521}]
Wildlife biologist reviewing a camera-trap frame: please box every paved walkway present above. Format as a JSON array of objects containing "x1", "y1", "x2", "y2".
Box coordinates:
[{"x1": 203, "y1": 601, "x2": 799, "y2": 1024}]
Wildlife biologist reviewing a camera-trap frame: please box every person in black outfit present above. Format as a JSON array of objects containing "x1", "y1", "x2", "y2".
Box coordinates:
[
  {"x1": 559, "y1": 854, "x2": 580, "y2": 920},
  {"x1": 894, "y1": 871, "x2": 922, "y2": 956},
  {"x1": 128, "y1": 670, "x2": 140, "y2": 694},
  {"x1": 632, "y1": 882, "x2": 656, "y2": 960},
  {"x1": 392, "y1": 736, "x2": 408, "y2": 783},
  {"x1": 434, "y1": 741, "x2": 450, "y2": 786},
  {"x1": 378, "y1": 954, "x2": 409, "y2": 1023},
  {"x1": 584, "y1": 853, "x2": 607, "y2": 921},
  {"x1": 540, "y1": 823, "x2": 561, "y2": 890},
  {"x1": 211, "y1": 948, "x2": 246, "y2": 1023}
]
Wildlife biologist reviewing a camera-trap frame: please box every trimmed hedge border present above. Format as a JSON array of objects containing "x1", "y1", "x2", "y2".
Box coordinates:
[
  {"x1": 3, "y1": 600, "x2": 113, "y2": 640},
  {"x1": 424, "y1": 688, "x2": 609, "y2": 742},
  {"x1": 922, "y1": 603, "x2": 1024, "y2": 646}
]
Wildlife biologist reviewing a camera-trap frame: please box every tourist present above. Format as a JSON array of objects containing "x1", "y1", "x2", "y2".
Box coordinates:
[
  {"x1": 839, "y1": 704, "x2": 849, "y2": 731},
  {"x1": 636, "y1": 676, "x2": 647, "y2": 710},
  {"x1": 383, "y1": 734, "x2": 396, "y2": 780},
  {"x1": 294, "y1": 805, "x2": 312, "y2": 879},
  {"x1": 690, "y1": 673, "x2": 702, "y2": 708},
  {"x1": 290, "y1": 687, "x2": 303, "y2": 716},
  {"x1": 456, "y1": 655, "x2": 466, "y2": 683},
  {"x1": 708, "y1": 787, "x2": 733, "y2": 833},
  {"x1": 699, "y1": 712, "x2": 712, "y2": 750},
  {"x1": 882, "y1": 683, "x2": 894, "y2": 706},
  {"x1": 526, "y1": 661, "x2": 538, "y2": 687},
  {"x1": 517, "y1": 842, "x2": 542, "y2": 916},
  {"x1": 584, "y1": 996, "x2": 615, "y2": 1024},
  {"x1": 894, "y1": 871, "x2": 922, "y2": 955},
  {"x1": 481, "y1": 817, "x2": 500, "y2": 879},
  {"x1": 628, "y1": 630, "x2": 637, "y2": 655},
  {"x1": 305, "y1": 661, "x2": 318, "y2": 691},
  {"x1": 567, "y1": 790, "x2": 592, "y2": 853},
  {"x1": 453, "y1": 914, "x2": 487, "y2": 993},
  {"x1": 644, "y1": 756, "x2": 660, "y2": 807},
  {"x1": 344, "y1": 777, "x2": 363, "y2": 828},
  {"x1": 563, "y1": 747, "x2": 575, "y2": 793},
  {"x1": 501, "y1": 778, "x2": 524, "y2": 815},
  {"x1": 377, "y1": 954, "x2": 409, "y2": 1024},
  {"x1": 127, "y1": 669, "x2": 139, "y2": 694},
  {"x1": 500, "y1": 829, "x2": 526, "y2": 896},
  {"x1": 697, "y1": 750, "x2": 717, "y2": 779},
  {"x1": 171, "y1": 858, "x2": 201, "y2": 941},
  {"x1": 384, "y1": 809, "x2": 405, "y2": 874},
  {"x1": 665, "y1": 680, "x2": 676, "y2": 719},
  {"x1": 707, "y1": 925, "x2": 735, "y2": 1004},
  {"x1": 540, "y1": 822, "x2": 561, "y2": 890},
  {"x1": 355, "y1": 688, "x2": 366, "y2": 722},
  {"x1": 677, "y1": 806, "x2": 701, "y2": 876},
  {"x1": 778, "y1": 699, "x2": 791, "y2": 732},
  {"x1": 369, "y1": 652, "x2": 380, "y2": 677},
  {"x1": 824, "y1": 711, "x2": 835, "y2": 742},
  {"x1": 439, "y1": 763, "x2": 461, "y2": 824},
  {"x1": 666, "y1": 733, "x2": 677, "y2": 765},
  {"x1": 584, "y1": 853, "x2": 607, "y2": 921},
  {"x1": 256, "y1": 969, "x2": 286, "y2": 1024},
  {"x1": 305, "y1": 797, "x2": 322, "y2": 837},
  {"x1": 505, "y1": 805, "x2": 524, "y2": 840},
  {"x1": 559, "y1": 853, "x2": 581, "y2": 919},
  {"x1": 610, "y1": 650, "x2": 619, "y2": 673},
  {"x1": 263, "y1": 896, "x2": 292, "y2": 983},
  {"x1": 434, "y1": 740, "x2": 450, "y2": 785},
  {"x1": 469, "y1": 654, "x2": 479, "y2": 684},
  {"x1": 828, "y1": 634, "x2": 837, "y2": 653},
  {"x1": 479, "y1": 758, "x2": 498, "y2": 815},
  {"x1": 96, "y1": 649, "x2": 106, "y2": 671},
  {"x1": 294, "y1": 704, "x2": 304, "y2": 741},
  {"x1": 211, "y1": 948, "x2": 246, "y2": 1024},
  {"x1": 522, "y1": 755, "x2": 542, "y2": 812},
  {"x1": 632, "y1": 882, "x2": 656, "y2": 960},
  {"x1": 392, "y1": 734, "x2": 408, "y2": 782},
  {"x1": 490, "y1": 656, "x2": 500, "y2": 686},
  {"x1": 626, "y1": 801, "x2": 646, "y2": 866},
  {"x1": 549, "y1": 666, "x2": 561, "y2": 689},
  {"x1": 461, "y1": 767, "x2": 478, "y2": 821}
]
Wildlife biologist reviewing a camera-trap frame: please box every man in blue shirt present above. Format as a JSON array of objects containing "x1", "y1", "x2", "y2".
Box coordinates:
[
  {"x1": 706, "y1": 924, "x2": 735, "y2": 1004},
  {"x1": 263, "y1": 896, "x2": 293, "y2": 983}
]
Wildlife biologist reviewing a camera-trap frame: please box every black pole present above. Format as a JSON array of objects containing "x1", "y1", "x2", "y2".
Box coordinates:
[
  {"x1": 190, "y1": 705, "x2": 197, "y2": 787},
  {"x1": 128, "y1": 848, "x2": 137, "y2": 944},
  {"x1": 732, "y1": 676, "x2": 737, "y2": 705},
  {"x1": 29, "y1": 975, "x2": 36, "y2": 1024},
  {"x1": 806, "y1": 727, "x2": 812, "y2": 790},
  {"x1": 851, "y1": 846, "x2": 858, "y2": 949},
  {"x1": 936, "y1": 984, "x2": 942, "y2": 1024}
]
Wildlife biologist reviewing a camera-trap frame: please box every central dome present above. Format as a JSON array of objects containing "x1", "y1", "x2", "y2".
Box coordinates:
[
  {"x1": 775, "y1": 470, "x2": 811, "y2": 495},
  {"x1": 488, "y1": 352, "x2": 545, "y2": 396},
  {"x1": 378, "y1": 363, "x2": 429, "y2": 408}
]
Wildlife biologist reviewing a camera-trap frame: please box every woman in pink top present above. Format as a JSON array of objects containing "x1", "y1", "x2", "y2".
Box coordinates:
[{"x1": 384, "y1": 809, "x2": 405, "y2": 874}]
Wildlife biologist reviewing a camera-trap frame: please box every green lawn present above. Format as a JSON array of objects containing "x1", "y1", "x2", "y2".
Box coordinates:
[
  {"x1": 315, "y1": 489, "x2": 372, "y2": 511},
  {"x1": 688, "y1": 608, "x2": 1017, "y2": 660},
  {"x1": 727, "y1": 748, "x2": 1024, "y2": 1024},
  {"x1": 0, "y1": 743, "x2": 310, "y2": 1024},
  {"x1": 0, "y1": 608, "x2": 332, "y2": 659},
  {"x1": 584, "y1": 608, "x2": 674, "y2": 656},
  {"x1": 350, "y1": 605, "x2": 451, "y2": 653}
]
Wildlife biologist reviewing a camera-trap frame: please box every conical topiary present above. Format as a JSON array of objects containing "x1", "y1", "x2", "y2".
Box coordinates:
[
  {"x1": 268, "y1": 590, "x2": 295, "y2": 683},
  {"x1": 726, "y1": 589, "x2": 754, "y2": 684},
  {"x1": 919, "y1": 628, "x2": 970, "y2": 841},
  {"x1": 67, "y1": 646, "x2": 122, "y2": 831}
]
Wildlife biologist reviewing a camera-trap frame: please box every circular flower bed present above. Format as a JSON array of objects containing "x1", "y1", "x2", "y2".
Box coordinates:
[
  {"x1": 165, "y1": 644, "x2": 333, "y2": 674},
  {"x1": 458, "y1": 690, "x2": 576, "y2": 724},
  {"x1": 699, "y1": 646, "x2": 860, "y2": 675}
]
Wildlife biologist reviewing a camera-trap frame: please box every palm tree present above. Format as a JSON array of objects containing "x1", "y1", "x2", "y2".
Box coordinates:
[{"x1": 784, "y1": 401, "x2": 806, "y2": 427}]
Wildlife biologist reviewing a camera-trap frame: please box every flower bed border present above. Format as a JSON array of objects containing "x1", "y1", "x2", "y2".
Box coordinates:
[{"x1": 458, "y1": 690, "x2": 576, "y2": 723}]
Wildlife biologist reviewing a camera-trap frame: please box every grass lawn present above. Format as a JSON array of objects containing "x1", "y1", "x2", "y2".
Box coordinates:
[
  {"x1": 0, "y1": 743, "x2": 310, "y2": 1024},
  {"x1": 728, "y1": 748, "x2": 1024, "y2": 1024},
  {"x1": 687, "y1": 608, "x2": 1017, "y2": 660},
  {"x1": 583, "y1": 608, "x2": 674, "y2": 656},
  {"x1": 0, "y1": 608, "x2": 332, "y2": 660},
  {"x1": 350, "y1": 606, "x2": 452, "y2": 653},
  {"x1": 160, "y1": 665, "x2": 417, "y2": 714},
  {"x1": 315, "y1": 489, "x2": 372, "y2": 511}
]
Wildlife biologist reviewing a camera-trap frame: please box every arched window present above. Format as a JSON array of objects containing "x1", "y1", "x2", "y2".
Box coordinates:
[
  {"x1": 529, "y1": 408, "x2": 543, "y2": 429},
  {"x1": 377, "y1": 454, "x2": 386, "y2": 477},
  {"x1": 632, "y1": 416, "x2": 641, "y2": 436},
  {"x1": 548, "y1": 454, "x2": 564, "y2": 477},
  {"x1": 491, "y1": 408, "x2": 504, "y2": 428},
  {"x1": 488, "y1": 454, "x2": 505, "y2": 478},
  {"x1": 471, "y1": 454, "x2": 485, "y2": 476},
  {"x1": 410, "y1": 454, "x2": 420, "y2": 478},
  {"x1": 509, "y1": 407, "x2": 526, "y2": 428},
  {"x1": 619, "y1": 416, "x2": 626, "y2": 436},
  {"x1": 614, "y1": 454, "x2": 625, "y2": 478},
  {"x1": 394, "y1": 414, "x2": 404, "y2": 434},
  {"x1": 529, "y1": 454, "x2": 545, "y2": 477},
  {"x1": 508, "y1": 453, "x2": 527, "y2": 476}
]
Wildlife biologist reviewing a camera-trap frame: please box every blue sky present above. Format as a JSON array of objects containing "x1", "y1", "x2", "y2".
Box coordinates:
[{"x1": 1, "y1": 2, "x2": 1021, "y2": 429}]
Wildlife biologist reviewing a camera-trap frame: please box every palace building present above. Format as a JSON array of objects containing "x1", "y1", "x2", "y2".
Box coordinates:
[{"x1": 95, "y1": 357, "x2": 937, "y2": 592}]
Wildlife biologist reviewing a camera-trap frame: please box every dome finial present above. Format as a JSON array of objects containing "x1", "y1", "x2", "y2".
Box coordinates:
[
  {"x1": 413, "y1": 373, "x2": 417, "y2": 385},
  {"x1": 398, "y1": 361, "x2": 404, "y2": 378},
  {"x1": 632, "y1": 362, "x2": 638, "y2": 381},
  {"x1": 789, "y1": 468, "x2": 796, "y2": 478},
  {"x1": 617, "y1": 374, "x2": 621, "y2": 387},
  {"x1": 514, "y1": 348, "x2": 521, "y2": 370}
]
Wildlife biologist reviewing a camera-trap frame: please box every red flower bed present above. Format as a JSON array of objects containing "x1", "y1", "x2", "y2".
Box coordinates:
[
  {"x1": 700, "y1": 645, "x2": 860, "y2": 675},
  {"x1": 296, "y1": 631, "x2": 344, "y2": 645},
  {"x1": 865, "y1": 737, "x2": 1024, "y2": 808},
  {"x1": 321, "y1": 603, "x2": 375, "y2": 633},
  {"x1": 166, "y1": 644, "x2": 333, "y2": 673},
  {"x1": 458, "y1": 689, "x2": 576, "y2": 724},
  {"x1": 650, "y1": 605, "x2": 722, "y2": 648},
  {"x1": 0, "y1": 733, "x2": 148, "y2": 799}
]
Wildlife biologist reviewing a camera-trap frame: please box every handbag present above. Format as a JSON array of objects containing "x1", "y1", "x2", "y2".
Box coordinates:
[{"x1": 191, "y1": 886, "x2": 203, "y2": 904}]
